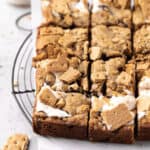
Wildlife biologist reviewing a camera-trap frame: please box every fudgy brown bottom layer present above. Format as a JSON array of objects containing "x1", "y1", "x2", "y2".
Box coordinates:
[
  {"x1": 33, "y1": 116, "x2": 88, "y2": 140},
  {"x1": 89, "y1": 125, "x2": 134, "y2": 144},
  {"x1": 138, "y1": 122, "x2": 150, "y2": 140}
]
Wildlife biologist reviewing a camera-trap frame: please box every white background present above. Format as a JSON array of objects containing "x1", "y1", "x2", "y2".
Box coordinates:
[
  {"x1": 0, "y1": 0, "x2": 33, "y2": 147},
  {"x1": 0, "y1": 0, "x2": 150, "y2": 149}
]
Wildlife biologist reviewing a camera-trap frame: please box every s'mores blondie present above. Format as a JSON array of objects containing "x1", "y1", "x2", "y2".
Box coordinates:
[
  {"x1": 105, "y1": 57, "x2": 135, "y2": 97},
  {"x1": 41, "y1": 0, "x2": 89, "y2": 27},
  {"x1": 90, "y1": 25, "x2": 132, "y2": 59},
  {"x1": 89, "y1": 56, "x2": 136, "y2": 143},
  {"x1": 133, "y1": 0, "x2": 150, "y2": 29},
  {"x1": 33, "y1": 85, "x2": 90, "y2": 139},
  {"x1": 35, "y1": 55, "x2": 89, "y2": 93},
  {"x1": 92, "y1": 0, "x2": 131, "y2": 27},
  {"x1": 33, "y1": 26, "x2": 89, "y2": 62},
  {"x1": 89, "y1": 95, "x2": 136, "y2": 143},
  {"x1": 90, "y1": 57, "x2": 135, "y2": 97},
  {"x1": 136, "y1": 56, "x2": 150, "y2": 140}
]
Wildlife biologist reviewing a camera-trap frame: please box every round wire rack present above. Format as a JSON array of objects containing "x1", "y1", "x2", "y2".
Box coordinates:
[{"x1": 11, "y1": 33, "x2": 35, "y2": 124}]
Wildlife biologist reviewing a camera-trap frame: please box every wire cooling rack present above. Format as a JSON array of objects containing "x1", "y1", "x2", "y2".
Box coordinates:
[{"x1": 11, "y1": 33, "x2": 35, "y2": 124}]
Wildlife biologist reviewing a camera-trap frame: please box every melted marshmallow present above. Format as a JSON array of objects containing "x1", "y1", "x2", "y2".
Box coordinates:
[
  {"x1": 91, "y1": 95, "x2": 104, "y2": 108},
  {"x1": 36, "y1": 100, "x2": 71, "y2": 117},
  {"x1": 138, "y1": 112, "x2": 146, "y2": 120},
  {"x1": 52, "y1": 73, "x2": 63, "y2": 91},
  {"x1": 72, "y1": 0, "x2": 88, "y2": 13},
  {"x1": 36, "y1": 85, "x2": 70, "y2": 117},
  {"x1": 139, "y1": 76, "x2": 150, "y2": 96},
  {"x1": 92, "y1": 0, "x2": 102, "y2": 13},
  {"x1": 102, "y1": 95, "x2": 136, "y2": 111}
]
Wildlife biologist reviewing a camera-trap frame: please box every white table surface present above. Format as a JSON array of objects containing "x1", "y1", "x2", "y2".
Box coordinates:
[
  {"x1": 0, "y1": 0, "x2": 33, "y2": 147},
  {"x1": 0, "y1": 0, "x2": 150, "y2": 149}
]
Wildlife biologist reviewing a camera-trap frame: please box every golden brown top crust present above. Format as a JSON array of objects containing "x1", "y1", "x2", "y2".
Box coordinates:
[
  {"x1": 134, "y1": 25, "x2": 150, "y2": 55},
  {"x1": 35, "y1": 26, "x2": 89, "y2": 61},
  {"x1": 133, "y1": 0, "x2": 150, "y2": 28},
  {"x1": 41, "y1": 0, "x2": 89, "y2": 27},
  {"x1": 94, "y1": 0, "x2": 130, "y2": 8},
  {"x1": 92, "y1": 0, "x2": 131, "y2": 27},
  {"x1": 106, "y1": 58, "x2": 135, "y2": 96},
  {"x1": 91, "y1": 25, "x2": 131, "y2": 58},
  {"x1": 35, "y1": 56, "x2": 89, "y2": 93},
  {"x1": 59, "y1": 67, "x2": 81, "y2": 84},
  {"x1": 137, "y1": 96, "x2": 150, "y2": 112},
  {"x1": 91, "y1": 60, "x2": 106, "y2": 83},
  {"x1": 105, "y1": 57, "x2": 126, "y2": 76},
  {"x1": 92, "y1": 7, "x2": 131, "y2": 27},
  {"x1": 136, "y1": 58, "x2": 150, "y2": 80},
  {"x1": 63, "y1": 93, "x2": 90, "y2": 115},
  {"x1": 90, "y1": 60, "x2": 106, "y2": 94},
  {"x1": 90, "y1": 57, "x2": 135, "y2": 96},
  {"x1": 38, "y1": 87, "x2": 90, "y2": 116}
]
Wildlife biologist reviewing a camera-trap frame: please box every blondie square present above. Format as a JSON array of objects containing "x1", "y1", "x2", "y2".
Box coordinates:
[
  {"x1": 41, "y1": 0, "x2": 89, "y2": 27},
  {"x1": 33, "y1": 26, "x2": 89, "y2": 62},
  {"x1": 91, "y1": 25, "x2": 131, "y2": 59},
  {"x1": 90, "y1": 57, "x2": 135, "y2": 97},
  {"x1": 136, "y1": 56, "x2": 150, "y2": 140},
  {"x1": 33, "y1": 85, "x2": 90, "y2": 139},
  {"x1": 133, "y1": 0, "x2": 150, "y2": 28},
  {"x1": 105, "y1": 57, "x2": 135, "y2": 97},
  {"x1": 134, "y1": 25, "x2": 150, "y2": 56},
  {"x1": 88, "y1": 95, "x2": 136, "y2": 144},
  {"x1": 35, "y1": 56, "x2": 89, "y2": 93},
  {"x1": 92, "y1": 0, "x2": 131, "y2": 27}
]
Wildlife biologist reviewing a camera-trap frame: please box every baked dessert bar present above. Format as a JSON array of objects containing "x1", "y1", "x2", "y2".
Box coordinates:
[
  {"x1": 33, "y1": 85, "x2": 90, "y2": 139},
  {"x1": 90, "y1": 57, "x2": 135, "y2": 97},
  {"x1": 134, "y1": 25, "x2": 150, "y2": 56},
  {"x1": 89, "y1": 95, "x2": 136, "y2": 143},
  {"x1": 105, "y1": 57, "x2": 135, "y2": 97},
  {"x1": 35, "y1": 55, "x2": 89, "y2": 93},
  {"x1": 33, "y1": 26, "x2": 89, "y2": 62},
  {"x1": 136, "y1": 56, "x2": 150, "y2": 140},
  {"x1": 92, "y1": 0, "x2": 131, "y2": 27},
  {"x1": 41, "y1": 0, "x2": 89, "y2": 27},
  {"x1": 90, "y1": 25, "x2": 131, "y2": 59},
  {"x1": 133, "y1": 0, "x2": 150, "y2": 28}
]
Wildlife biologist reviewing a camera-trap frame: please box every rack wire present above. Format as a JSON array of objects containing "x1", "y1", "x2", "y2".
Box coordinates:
[{"x1": 11, "y1": 33, "x2": 35, "y2": 124}]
